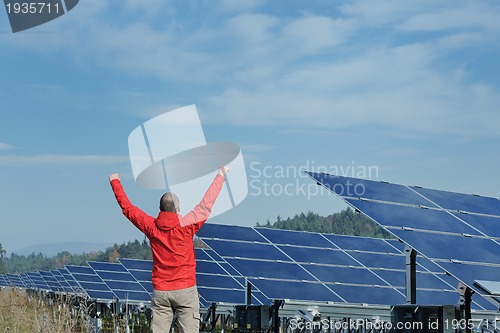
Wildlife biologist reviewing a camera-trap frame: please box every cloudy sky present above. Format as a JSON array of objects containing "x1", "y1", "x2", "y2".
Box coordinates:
[{"x1": 1, "y1": 0, "x2": 500, "y2": 253}]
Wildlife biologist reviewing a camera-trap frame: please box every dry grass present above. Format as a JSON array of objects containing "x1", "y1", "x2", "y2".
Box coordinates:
[{"x1": 0, "y1": 287, "x2": 95, "y2": 333}]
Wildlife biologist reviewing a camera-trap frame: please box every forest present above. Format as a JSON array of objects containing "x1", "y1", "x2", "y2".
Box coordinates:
[{"x1": 0, "y1": 208, "x2": 391, "y2": 274}]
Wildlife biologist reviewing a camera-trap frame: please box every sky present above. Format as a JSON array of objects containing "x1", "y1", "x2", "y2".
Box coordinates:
[{"x1": 1, "y1": 0, "x2": 500, "y2": 254}]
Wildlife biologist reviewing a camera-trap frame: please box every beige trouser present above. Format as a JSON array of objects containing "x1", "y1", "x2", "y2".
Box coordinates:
[{"x1": 151, "y1": 286, "x2": 200, "y2": 333}]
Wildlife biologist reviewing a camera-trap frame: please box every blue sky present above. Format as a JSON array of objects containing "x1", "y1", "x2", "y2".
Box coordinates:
[{"x1": 1, "y1": 0, "x2": 500, "y2": 253}]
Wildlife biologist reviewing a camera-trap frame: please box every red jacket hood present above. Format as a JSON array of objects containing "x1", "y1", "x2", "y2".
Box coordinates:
[{"x1": 155, "y1": 211, "x2": 180, "y2": 231}]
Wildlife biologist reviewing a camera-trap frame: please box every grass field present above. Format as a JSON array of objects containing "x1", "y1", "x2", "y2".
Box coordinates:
[{"x1": 0, "y1": 287, "x2": 95, "y2": 333}]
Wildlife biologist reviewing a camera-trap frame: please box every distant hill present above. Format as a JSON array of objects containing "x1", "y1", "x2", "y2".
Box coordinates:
[{"x1": 13, "y1": 242, "x2": 114, "y2": 257}]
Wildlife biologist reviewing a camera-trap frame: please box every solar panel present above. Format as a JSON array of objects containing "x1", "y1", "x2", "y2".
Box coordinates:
[
  {"x1": 58, "y1": 267, "x2": 82, "y2": 293},
  {"x1": 277, "y1": 245, "x2": 360, "y2": 266},
  {"x1": 87, "y1": 261, "x2": 151, "y2": 303},
  {"x1": 256, "y1": 228, "x2": 334, "y2": 248},
  {"x1": 6, "y1": 274, "x2": 26, "y2": 288},
  {"x1": 249, "y1": 279, "x2": 345, "y2": 303},
  {"x1": 307, "y1": 171, "x2": 500, "y2": 310},
  {"x1": 51, "y1": 269, "x2": 74, "y2": 293},
  {"x1": 306, "y1": 172, "x2": 436, "y2": 207},
  {"x1": 203, "y1": 239, "x2": 289, "y2": 261},
  {"x1": 66, "y1": 265, "x2": 116, "y2": 301},
  {"x1": 325, "y1": 233, "x2": 401, "y2": 253},
  {"x1": 330, "y1": 284, "x2": 404, "y2": 305},
  {"x1": 197, "y1": 224, "x2": 266, "y2": 242},
  {"x1": 452, "y1": 213, "x2": 500, "y2": 239},
  {"x1": 411, "y1": 186, "x2": 500, "y2": 216},
  {"x1": 345, "y1": 199, "x2": 482, "y2": 236},
  {"x1": 118, "y1": 258, "x2": 153, "y2": 294},
  {"x1": 0, "y1": 275, "x2": 8, "y2": 287},
  {"x1": 25, "y1": 271, "x2": 50, "y2": 291}
]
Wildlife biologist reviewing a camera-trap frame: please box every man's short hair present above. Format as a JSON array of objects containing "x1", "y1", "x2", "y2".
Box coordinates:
[{"x1": 160, "y1": 192, "x2": 179, "y2": 212}]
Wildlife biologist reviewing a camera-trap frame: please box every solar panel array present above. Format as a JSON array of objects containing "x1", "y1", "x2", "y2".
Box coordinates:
[
  {"x1": 1, "y1": 220, "x2": 498, "y2": 311},
  {"x1": 197, "y1": 224, "x2": 495, "y2": 310},
  {"x1": 307, "y1": 171, "x2": 500, "y2": 310}
]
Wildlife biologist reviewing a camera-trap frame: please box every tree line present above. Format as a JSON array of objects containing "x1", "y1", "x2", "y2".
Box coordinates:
[
  {"x1": 0, "y1": 239, "x2": 151, "y2": 275},
  {"x1": 0, "y1": 208, "x2": 390, "y2": 274}
]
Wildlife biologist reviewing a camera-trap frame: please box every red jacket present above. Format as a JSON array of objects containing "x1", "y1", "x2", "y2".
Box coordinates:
[{"x1": 110, "y1": 174, "x2": 225, "y2": 291}]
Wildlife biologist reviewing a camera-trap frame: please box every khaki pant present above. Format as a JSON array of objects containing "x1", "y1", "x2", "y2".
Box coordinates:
[{"x1": 151, "y1": 286, "x2": 200, "y2": 333}]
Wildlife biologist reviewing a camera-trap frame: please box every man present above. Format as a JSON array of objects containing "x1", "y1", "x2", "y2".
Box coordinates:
[{"x1": 109, "y1": 166, "x2": 228, "y2": 333}]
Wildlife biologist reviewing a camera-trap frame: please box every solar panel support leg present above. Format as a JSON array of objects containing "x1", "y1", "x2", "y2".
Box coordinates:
[
  {"x1": 272, "y1": 300, "x2": 282, "y2": 333},
  {"x1": 404, "y1": 245, "x2": 417, "y2": 304},
  {"x1": 246, "y1": 279, "x2": 252, "y2": 305},
  {"x1": 457, "y1": 283, "x2": 474, "y2": 333}
]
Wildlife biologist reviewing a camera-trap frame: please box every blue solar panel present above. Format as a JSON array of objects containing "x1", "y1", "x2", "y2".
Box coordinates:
[
  {"x1": 390, "y1": 229, "x2": 500, "y2": 265},
  {"x1": 196, "y1": 274, "x2": 242, "y2": 289},
  {"x1": 0, "y1": 275, "x2": 7, "y2": 287},
  {"x1": 51, "y1": 270, "x2": 74, "y2": 293},
  {"x1": 405, "y1": 289, "x2": 460, "y2": 307},
  {"x1": 66, "y1": 265, "x2": 116, "y2": 301},
  {"x1": 198, "y1": 223, "x2": 267, "y2": 242},
  {"x1": 88, "y1": 261, "x2": 150, "y2": 303},
  {"x1": 438, "y1": 262, "x2": 500, "y2": 294},
  {"x1": 331, "y1": 284, "x2": 404, "y2": 305},
  {"x1": 118, "y1": 258, "x2": 153, "y2": 294},
  {"x1": 195, "y1": 248, "x2": 214, "y2": 261},
  {"x1": 249, "y1": 279, "x2": 344, "y2": 303},
  {"x1": 39, "y1": 271, "x2": 63, "y2": 292},
  {"x1": 224, "y1": 258, "x2": 313, "y2": 281},
  {"x1": 411, "y1": 186, "x2": 500, "y2": 216},
  {"x1": 306, "y1": 172, "x2": 436, "y2": 207},
  {"x1": 278, "y1": 245, "x2": 360, "y2": 266},
  {"x1": 58, "y1": 268, "x2": 81, "y2": 292},
  {"x1": 97, "y1": 271, "x2": 137, "y2": 282},
  {"x1": 374, "y1": 270, "x2": 453, "y2": 290},
  {"x1": 302, "y1": 264, "x2": 387, "y2": 285},
  {"x1": 118, "y1": 258, "x2": 153, "y2": 271},
  {"x1": 203, "y1": 239, "x2": 290, "y2": 261},
  {"x1": 127, "y1": 270, "x2": 151, "y2": 283},
  {"x1": 256, "y1": 227, "x2": 334, "y2": 248},
  {"x1": 196, "y1": 261, "x2": 229, "y2": 275},
  {"x1": 346, "y1": 199, "x2": 483, "y2": 236},
  {"x1": 88, "y1": 261, "x2": 128, "y2": 272},
  {"x1": 7, "y1": 274, "x2": 26, "y2": 288},
  {"x1": 347, "y1": 252, "x2": 405, "y2": 270},
  {"x1": 452, "y1": 213, "x2": 500, "y2": 238},
  {"x1": 198, "y1": 287, "x2": 265, "y2": 305},
  {"x1": 325, "y1": 233, "x2": 401, "y2": 254}
]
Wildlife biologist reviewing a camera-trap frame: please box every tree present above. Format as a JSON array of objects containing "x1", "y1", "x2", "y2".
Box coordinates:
[
  {"x1": 0, "y1": 243, "x2": 6, "y2": 274},
  {"x1": 0, "y1": 243, "x2": 6, "y2": 258}
]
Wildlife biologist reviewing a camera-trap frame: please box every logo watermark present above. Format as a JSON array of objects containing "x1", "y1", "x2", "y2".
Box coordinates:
[
  {"x1": 248, "y1": 160, "x2": 379, "y2": 200},
  {"x1": 128, "y1": 105, "x2": 248, "y2": 218},
  {"x1": 3, "y1": 0, "x2": 79, "y2": 33}
]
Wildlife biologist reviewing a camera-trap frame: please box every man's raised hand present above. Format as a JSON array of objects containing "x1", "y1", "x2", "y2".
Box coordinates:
[
  {"x1": 218, "y1": 166, "x2": 229, "y2": 176},
  {"x1": 109, "y1": 173, "x2": 120, "y2": 182}
]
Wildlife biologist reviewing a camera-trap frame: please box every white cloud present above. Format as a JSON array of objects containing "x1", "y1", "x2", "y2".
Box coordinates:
[
  {"x1": 0, "y1": 154, "x2": 129, "y2": 167},
  {"x1": 399, "y1": 3, "x2": 500, "y2": 33},
  {"x1": 0, "y1": 143, "x2": 14, "y2": 151},
  {"x1": 3, "y1": 0, "x2": 500, "y2": 139}
]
